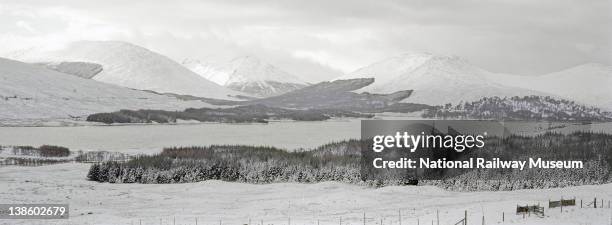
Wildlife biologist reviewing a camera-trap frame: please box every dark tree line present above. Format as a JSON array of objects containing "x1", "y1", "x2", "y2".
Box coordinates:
[
  {"x1": 87, "y1": 104, "x2": 372, "y2": 124},
  {"x1": 38, "y1": 145, "x2": 70, "y2": 157},
  {"x1": 7, "y1": 145, "x2": 70, "y2": 157},
  {"x1": 423, "y1": 96, "x2": 612, "y2": 121},
  {"x1": 0, "y1": 157, "x2": 71, "y2": 166}
]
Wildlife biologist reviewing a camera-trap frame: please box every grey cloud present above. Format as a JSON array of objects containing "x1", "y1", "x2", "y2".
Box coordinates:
[{"x1": 0, "y1": 0, "x2": 609, "y2": 75}]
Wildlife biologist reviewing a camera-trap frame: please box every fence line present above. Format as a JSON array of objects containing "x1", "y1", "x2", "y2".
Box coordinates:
[{"x1": 111, "y1": 196, "x2": 610, "y2": 225}]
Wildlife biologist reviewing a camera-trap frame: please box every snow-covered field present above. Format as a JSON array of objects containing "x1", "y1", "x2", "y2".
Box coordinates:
[{"x1": 0, "y1": 163, "x2": 610, "y2": 225}]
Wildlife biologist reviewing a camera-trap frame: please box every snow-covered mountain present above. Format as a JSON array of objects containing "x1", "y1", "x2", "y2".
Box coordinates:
[
  {"x1": 7, "y1": 41, "x2": 244, "y2": 100},
  {"x1": 183, "y1": 56, "x2": 308, "y2": 97},
  {"x1": 0, "y1": 57, "x2": 211, "y2": 121},
  {"x1": 493, "y1": 63, "x2": 612, "y2": 110},
  {"x1": 338, "y1": 53, "x2": 541, "y2": 105}
]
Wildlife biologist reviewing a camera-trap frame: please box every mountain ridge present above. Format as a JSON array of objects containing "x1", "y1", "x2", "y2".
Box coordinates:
[
  {"x1": 492, "y1": 63, "x2": 612, "y2": 109},
  {"x1": 338, "y1": 52, "x2": 543, "y2": 105},
  {"x1": 183, "y1": 55, "x2": 308, "y2": 97},
  {"x1": 7, "y1": 41, "x2": 244, "y2": 100}
]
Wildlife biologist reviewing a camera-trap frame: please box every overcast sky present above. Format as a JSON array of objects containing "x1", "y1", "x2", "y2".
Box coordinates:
[{"x1": 0, "y1": 0, "x2": 610, "y2": 80}]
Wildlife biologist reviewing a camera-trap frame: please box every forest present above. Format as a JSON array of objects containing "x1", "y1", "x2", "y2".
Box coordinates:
[
  {"x1": 87, "y1": 131, "x2": 612, "y2": 191},
  {"x1": 423, "y1": 96, "x2": 612, "y2": 121},
  {"x1": 86, "y1": 104, "x2": 372, "y2": 124}
]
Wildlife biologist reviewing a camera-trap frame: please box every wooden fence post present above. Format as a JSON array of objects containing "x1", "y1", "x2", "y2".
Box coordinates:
[
  {"x1": 363, "y1": 212, "x2": 366, "y2": 225},
  {"x1": 398, "y1": 209, "x2": 401, "y2": 225},
  {"x1": 436, "y1": 209, "x2": 439, "y2": 225},
  {"x1": 595, "y1": 198, "x2": 598, "y2": 208},
  {"x1": 196, "y1": 218, "x2": 198, "y2": 225},
  {"x1": 464, "y1": 210, "x2": 468, "y2": 225},
  {"x1": 502, "y1": 212, "x2": 504, "y2": 222}
]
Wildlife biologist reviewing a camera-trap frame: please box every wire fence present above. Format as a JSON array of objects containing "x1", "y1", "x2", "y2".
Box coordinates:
[
  {"x1": 116, "y1": 197, "x2": 610, "y2": 225},
  {"x1": 16, "y1": 196, "x2": 611, "y2": 225}
]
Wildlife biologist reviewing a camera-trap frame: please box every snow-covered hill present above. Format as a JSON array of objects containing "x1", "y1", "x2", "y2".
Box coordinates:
[
  {"x1": 338, "y1": 53, "x2": 542, "y2": 105},
  {"x1": 0, "y1": 57, "x2": 211, "y2": 121},
  {"x1": 493, "y1": 63, "x2": 612, "y2": 110},
  {"x1": 183, "y1": 56, "x2": 308, "y2": 97},
  {"x1": 7, "y1": 41, "x2": 243, "y2": 100}
]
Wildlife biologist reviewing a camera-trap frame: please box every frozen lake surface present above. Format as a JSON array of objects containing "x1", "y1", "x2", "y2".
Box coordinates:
[
  {"x1": 1, "y1": 117, "x2": 611, "y2": 153},
  {"x1": 0, "y1": 119, "x2": 362, "y2": 153}
]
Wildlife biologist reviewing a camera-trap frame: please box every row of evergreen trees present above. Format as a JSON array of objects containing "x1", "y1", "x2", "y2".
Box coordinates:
[
  {"x1": 87, "y1": 145, "x2": 361, "y2": 184},
  {"x1": 87, "y1": 131, "x2": 612, "y2": 191}
]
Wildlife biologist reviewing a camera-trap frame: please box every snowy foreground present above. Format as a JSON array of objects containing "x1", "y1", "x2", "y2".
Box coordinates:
[{"x1": 1, "y1": 164, "x2": 611, "y2": 225}]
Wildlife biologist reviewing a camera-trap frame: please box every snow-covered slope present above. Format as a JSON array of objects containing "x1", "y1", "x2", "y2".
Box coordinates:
[
  {"x1": 35, "y1": 61, "x2": 103, "y2": 79},
  {"x1": 338, "y1": 53, "x2": 543, "y2": 105},
  {"x1": 8, "y1": 41, "x2": 243, "y2": 100},
  {"x1": 493, "y1": 63, "x2": 612, "y2": 110},
  {"x1": 0, "y1": 57, "x2": 211, "y2": 121},
  {"x1": 183, "y1": 56, "x2": 308, "y2": 97}
]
